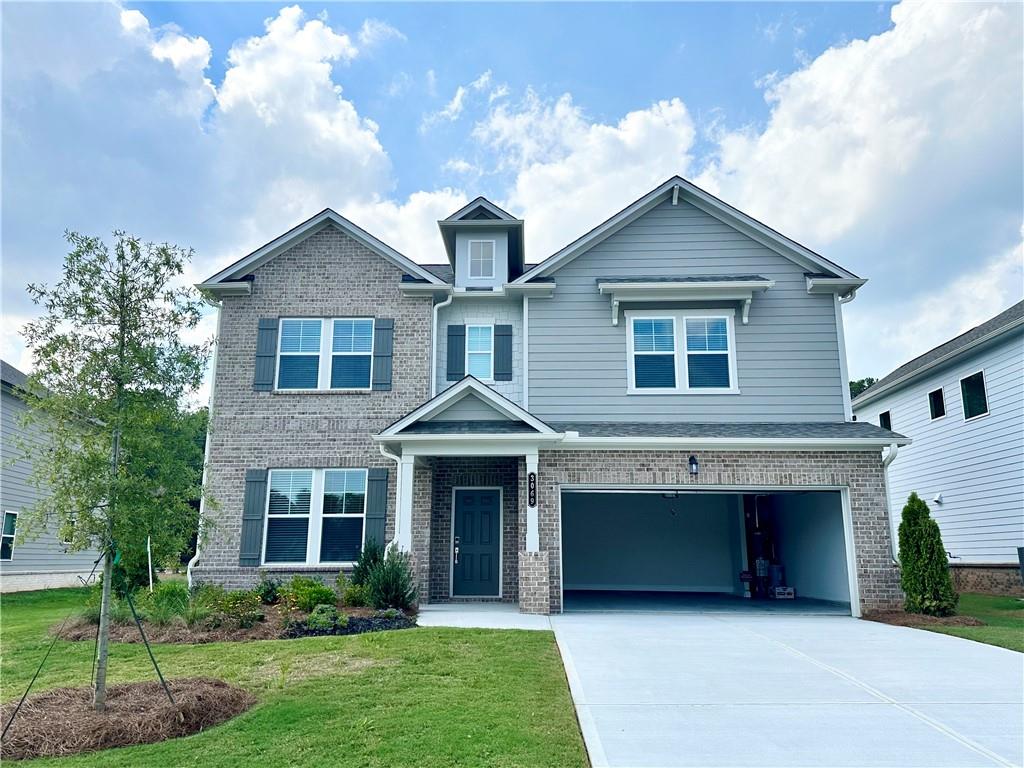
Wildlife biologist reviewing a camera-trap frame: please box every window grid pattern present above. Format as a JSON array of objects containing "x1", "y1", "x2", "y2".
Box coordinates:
[
  {"x1": 331, "y1": 319, "x2": 374, "y2": 389},
  {"x1": 277, "y1": 320, "x2": 321, "y2": 389},
  {"x1": 467, "y1": 325, "x2": 494, "y2": 379},
  {"x1": 632, "y1": 318, "x2": 676, "y2": 389},
  {"x1": 469, "y1": 241, "x2": 495, "y2": 278},
  {"x1": 684, "y1": 317, "x2": 730, "y2": 389}
]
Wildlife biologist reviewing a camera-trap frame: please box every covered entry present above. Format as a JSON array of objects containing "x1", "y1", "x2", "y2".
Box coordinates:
[{"x1": 560, "y1": 489, "x2": 856, "y2": 614}]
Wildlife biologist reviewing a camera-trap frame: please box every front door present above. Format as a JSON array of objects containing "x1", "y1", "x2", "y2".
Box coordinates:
[{"x1": 452, "y1": 488, "x2": 501, "y2": 596}]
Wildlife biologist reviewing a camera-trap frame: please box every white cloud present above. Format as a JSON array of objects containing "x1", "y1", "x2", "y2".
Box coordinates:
[
  {"x1": 357, "y1": 18, "x2": 406, "y2": 48},
  {"x1": 347, "y1": 189, "x2": 468, "y2": 262},
  {"x1": 443, "y1": 158, "x2": 479, "y2": 175},
  {"x1": 422, "y1": 69, "x2": 504, "y2": 130}
]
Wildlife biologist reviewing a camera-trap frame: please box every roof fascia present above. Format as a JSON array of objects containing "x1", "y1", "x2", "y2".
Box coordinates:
[
  {"x1": 444, "y1": 197, "x2": 516, "y2": 221},
  {"x1": 557, "y1": 435, "x2": 911, "y2": 450}
]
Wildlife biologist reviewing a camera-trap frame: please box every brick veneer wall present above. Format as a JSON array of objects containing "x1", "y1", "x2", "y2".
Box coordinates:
[
  {"x1": 518, "y1": 552, "x2": 550, "y2": 614},
  {"x1": 192, "y1": 225, "x2": 433, "y2": 587},
  {"x1": 951, "y1": 564, "x2": 1024, "y2": 597},
  {"x1": 421, "y1": 457, "x2": 521, "y2": 603},
  {"x1": 530, "y1": 449, "x2": 903, "y2": 614}
]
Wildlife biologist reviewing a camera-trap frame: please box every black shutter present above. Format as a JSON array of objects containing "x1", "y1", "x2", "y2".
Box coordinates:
[
  {"x1": 239, "y1": 469, "x2": 268, "y2": 566},
  {"x1": 365, "y1": 468, "x2": 388, "y2": 546},
  {"x1": 253, "y1": 319, "x2": 278, "y2": 391},
  {"x1": 447, "y1": 324, "x2": 466, "y2": 381},
  {"x1": 372, "y1": 318, "x2": 394, "y2": 391},
  {"x1": 494, "y1": 324, "x2": 513, "y2": 381}
]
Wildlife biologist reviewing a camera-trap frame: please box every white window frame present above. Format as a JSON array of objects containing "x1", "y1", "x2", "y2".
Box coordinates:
[
  {"x1": 959, "y1": 369, "x2": 990, "y2": 422},
  {"x1": 878, "y1": 410, "x2": 892, "y2": 431},
  {"x1": 468, "y1": 240, "x2": 496, "y2": 279},
  {"x1": 465, "y1": 323, "x2": 495, "y2": 381},
  {"x1": 275, "y1": 318, "x2": 374, "y2": 392},
  {"x1": 927, "y1": 387, "x2": 946, "y2": 421},
  {"x1": 1, "y1": 510, "x2": 17, "y2": 561},
  {"x1": 261, "y1": 468, "x2": 368, "y2": 567},
  {"x1": 626, "y1": 309, "x2": 739, "y2": 395}
]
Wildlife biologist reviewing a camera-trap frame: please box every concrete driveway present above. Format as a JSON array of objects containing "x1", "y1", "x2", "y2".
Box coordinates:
[{"x1": 551, "y1": 612, "x2": 1023, "y2": 768}]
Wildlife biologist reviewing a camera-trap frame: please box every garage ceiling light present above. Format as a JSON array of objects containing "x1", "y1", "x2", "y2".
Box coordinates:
[{"x1": 688, "y1": 455, "x2": 699, "y2": 475}]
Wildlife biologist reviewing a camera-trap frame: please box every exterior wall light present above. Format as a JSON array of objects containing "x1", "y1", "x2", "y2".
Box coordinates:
[{"x1": 688, "y1": 455, "x2": 699, "y2": 475}]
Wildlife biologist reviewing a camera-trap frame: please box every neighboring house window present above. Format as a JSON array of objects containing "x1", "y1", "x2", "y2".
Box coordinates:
[
  {"x1": 1, "y1": 511, "x2": 17, "y2": 561},
  {"x1": 627, "y1": 310, "x2": 738, "y2": 393},
  {"x1": 468, "y1": 240, "x2": 495, "y2": 278},
  {"x1": 928, "y1": 388, "x2": 946, "y2": 420},
  {"x1": 631, "y1": 317, "x2": 677, "y2": 389},
  {"x1": 878, "y1": 411, "x2": 892, "y2": 431},
  {"x1": 960, "y1": 371, "x2": 989, "y2": 420},
  {"x1": 466, "y1": 325, "x2": 494, "y2": 379},
  {"x1": 276, "y1": 318, "x2": 374, "y2": 390},
  {"x1": 263, "y1": 468, "x2": 367, "y2": 565}
]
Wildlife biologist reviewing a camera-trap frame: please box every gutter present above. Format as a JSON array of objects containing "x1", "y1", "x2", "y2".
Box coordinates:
[
  {"x1": 378, "y1": 444, "x2": 403, "y2": 552},
  {"x1": 430, "y1": 288, "x2": 454, "y2": 398},
  {"x1": 881, "y1": 442, "x2": 900, "y2": 564}
]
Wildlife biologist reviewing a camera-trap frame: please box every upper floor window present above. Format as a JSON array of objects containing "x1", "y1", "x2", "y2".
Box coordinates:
[
  {"x1": 1, "y1": 511, "x2": 17, "y2": 561},
  {"x1": 276, "y1": 318, "x2": 373, "y2": 391},
  {"x1": 468, "y1": 240, "x2": 495, "y2": 278},
  {"x1": 878, "y1": 411, "x2": 892, "y2": 430},
  {"x1": 928, "y1": 388, "x2": 946, "y2": 420},
  {"x1": 627, "y1": 310, "x2": 737, "y2": 394},
  {"x1": 960, "y1": 371, "x2": 989, "y2": 420},
  {"x1": 466, "y1": 324, "x2": 494, "y2": 379}
]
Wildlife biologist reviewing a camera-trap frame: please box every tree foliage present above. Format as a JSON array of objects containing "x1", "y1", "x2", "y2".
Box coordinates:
[
  {"x1": 897, "y1": 492, "x2": 958, "y2": 616},
  {"x1": 849, "y1": 377, "x2": 878, "y2": 399}
]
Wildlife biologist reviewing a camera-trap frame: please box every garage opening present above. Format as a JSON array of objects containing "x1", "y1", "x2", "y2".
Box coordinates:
[{"x1": 560, "y1": 489, "x2": 853, "y2": 615}]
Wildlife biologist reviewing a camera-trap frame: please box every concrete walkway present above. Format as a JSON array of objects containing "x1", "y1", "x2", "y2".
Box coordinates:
[{"x1": 552, "y1": 612, "x2": 1024, "y2": 768}]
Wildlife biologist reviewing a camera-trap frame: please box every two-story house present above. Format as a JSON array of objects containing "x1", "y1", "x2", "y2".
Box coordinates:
[
  {"x1": 192, "y1": 177, "x2": 907, "y2": 616},
  {"x1": 853, "y1": 300, "x2": 1024, "y2": 596}
]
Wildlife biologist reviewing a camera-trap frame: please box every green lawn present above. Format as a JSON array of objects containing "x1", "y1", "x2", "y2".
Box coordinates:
[
  {"x1": 923, "y1": 593, "x2": 1024, "y2": 652},
  {"x1": 1, "y1": 588, "x2": 588, "y2": 767}
]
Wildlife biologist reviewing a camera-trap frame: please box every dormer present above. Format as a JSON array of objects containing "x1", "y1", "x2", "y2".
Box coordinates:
[{"x1": 438, "y1": 197, "x2": 525, "y2": 289}]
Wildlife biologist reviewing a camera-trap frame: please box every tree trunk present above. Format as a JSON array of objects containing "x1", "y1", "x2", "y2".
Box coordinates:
[{"x1": 93, "y1": 549, "x2": 114, "y2": 711}]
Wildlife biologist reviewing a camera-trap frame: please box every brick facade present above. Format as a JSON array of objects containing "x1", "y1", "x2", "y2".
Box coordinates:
[
  {"x1": 518, "y1": 552, "x2": 550, "y2": 614},
  {"x1": 950, "y1": 564, "x2": 1024, "y2": 596},
  {"x1": 193, "y1": 226, "x2": 433, "y2": 587}
]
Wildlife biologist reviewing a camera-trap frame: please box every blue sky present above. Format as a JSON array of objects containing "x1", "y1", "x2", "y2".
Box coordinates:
[{"x1": 3, "y1": 1, "x2": 1022, "y2": 388}]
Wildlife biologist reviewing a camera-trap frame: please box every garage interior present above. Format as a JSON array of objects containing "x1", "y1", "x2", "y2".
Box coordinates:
[{"x1": 561, "y1": 490, "x2": 853, "y2": 614}]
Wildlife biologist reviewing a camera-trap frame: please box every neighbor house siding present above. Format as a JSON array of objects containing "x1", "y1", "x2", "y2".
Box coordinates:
[
  {"x1": 436, "y1": 297, "x2": 523, "y2": 405},
  {"x1": 1, "y1": 386, "x2": 100, "y2": 591},
  {"x1": 853, "y1": 330, "x2": 1024, "y2": 565},
  {"x1": 527, "y1": 199, "x2": 847, "y2": 422}
]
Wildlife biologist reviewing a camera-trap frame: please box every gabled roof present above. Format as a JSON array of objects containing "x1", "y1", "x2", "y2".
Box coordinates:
[
  {"x1": 514, "y1": 176, "x2": 859, "y2": 284},
  {"x1": 199, "y1": 208, "x2": 444, "y2": 292},
  {"x1": 853, "y1": 299, "x2": 1024, "y2": 408},
  {"x1": 444, "y1": 196, "x2": 517, "y2": 222},
  {"x1": 376, "y1": 377, "x2": 559, "y2": 437}
]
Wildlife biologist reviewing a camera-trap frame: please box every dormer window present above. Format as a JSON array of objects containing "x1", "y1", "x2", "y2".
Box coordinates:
[{"x1": 469, "y1": 240, "x2": 495, "y2": 279}]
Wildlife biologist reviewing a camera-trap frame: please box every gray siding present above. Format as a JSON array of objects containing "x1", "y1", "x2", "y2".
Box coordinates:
[
  {"x1": 853, "y1": 331, "x2": 1024, "y2": 564},
  {"x1": 454, "y1": 229, "x2": 509, "y2": 288},
  {"x1": 436, "y1": 297, "x2": 524, "y2": 405},
  {"x1": 425, "y1": 393, "x2": 512, "y2": 421},
  {"x1": 527, "y1": 199, "x2": 847, "y2": 422},
  {"x1": 1, "y1": 387, "x2": 100, "y2": 585}
]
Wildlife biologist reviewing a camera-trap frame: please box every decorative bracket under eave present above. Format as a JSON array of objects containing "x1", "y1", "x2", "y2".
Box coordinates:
[
  {"x1": 611, "y1": 297, "x2": 620, "y2": 325},
  {"x1": 741, "y1": 298, "x2": 752, "y2": 325}
]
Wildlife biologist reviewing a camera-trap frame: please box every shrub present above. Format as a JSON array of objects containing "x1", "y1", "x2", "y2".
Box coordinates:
[
  {"x1": 283, "y1": 576, "x2": 337, "y2": 612},
  {"x1": 190, "y1": 583, "x2": 226, "y2": 609},
  {"x1": 342, "y1": 583, "x2": 370, "y2": 607},
  {"x1": 218, "y1": 589, "x2": 264, "y2": 628},
  {"x1": 149, "y1": 581, "x2": 190, "y2": 616},
  {"x1": 335, "y1": 570, "x2": 348, "y2": 595},
  {"x1": 898, "y1": 492, "x2": 958, "y2": 617},
  {"x1": 305, "y1": 604, "x2": 349, "y2": 632},
  {"x1": 183, "y1": 599, "x2": 213, "y2": 628},
  {"x1": 366, "y1": 550, "x2": 417, "y2": 611},
  {"x1": 351, "y1": 539, "x2": 384, "y2": 587},
  {"x1": 254, "y1": 575, "x2": 282, "y2": 605},
  {"x1": 375, "y1": 608, "x2": 403, "y2": 620}
]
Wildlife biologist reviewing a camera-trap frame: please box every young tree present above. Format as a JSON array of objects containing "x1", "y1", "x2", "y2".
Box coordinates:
[
  {"x1": 20, "y1": 230, "x2": 209, "y2": 711},
  {"x1": 849, "y1": 377, "x2": 878, "y2": 399},
  {"x1": 897, "y1": 492, "x2": 958, "y2": 616}
]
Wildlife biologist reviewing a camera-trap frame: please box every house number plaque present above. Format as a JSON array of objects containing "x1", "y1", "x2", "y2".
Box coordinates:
[{"x1": 528, "y1": 472, "x2": 537, "y2": 507}]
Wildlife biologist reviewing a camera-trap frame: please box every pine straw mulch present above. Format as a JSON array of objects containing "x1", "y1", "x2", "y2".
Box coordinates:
[
  {"x1": 0, "y1": 678, "x2": 255, "y2": 761},
  {"x1": 863, "y1": 610, "x2": 985, "y2": 628}
]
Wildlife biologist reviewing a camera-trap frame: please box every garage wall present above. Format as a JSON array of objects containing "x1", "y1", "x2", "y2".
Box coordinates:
[
  {"x1": 562, "y1": 492, "x2": 744, "y2": 592},
  {"x1": 770, "y1": 492, "x2": 850, "y2": 603}
]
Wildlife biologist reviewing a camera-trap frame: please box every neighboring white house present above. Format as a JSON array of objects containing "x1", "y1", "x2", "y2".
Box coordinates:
[
  {"x1": 853, "y1": 300, "x2": 1024, "y2": 595},
  {"x1": 0, "y1": 360, "x2": 100, "y2": 592}
]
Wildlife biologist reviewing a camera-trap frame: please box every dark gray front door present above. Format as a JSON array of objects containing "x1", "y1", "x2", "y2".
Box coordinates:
[{"x1": 453, "y1": 489, "x2": 501, "y2": 596}]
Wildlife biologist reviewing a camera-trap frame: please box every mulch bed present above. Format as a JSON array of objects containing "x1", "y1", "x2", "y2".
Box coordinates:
[
  {"x1": 0, "y1": 678, "x2": 255, "y2": 761},
  {"x1": 863, "y1": 610, "x2": 985, "y2": 628},
  {"x1": 283, "y1": 613, "x2": 417, "y2": 638}
]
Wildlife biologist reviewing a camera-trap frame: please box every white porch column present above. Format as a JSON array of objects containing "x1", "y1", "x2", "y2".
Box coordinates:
[
  {"x1": 525, "y1": 450, "x2": 539, "y2": 552},
  {"x1": 397, "y1": 454, "x2": 415, "y2": 552}
]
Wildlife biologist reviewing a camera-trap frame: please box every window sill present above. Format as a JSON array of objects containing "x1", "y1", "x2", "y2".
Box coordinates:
[
  {"x1": 626, "y1": 388, "x2": 741, "y2": 396},
  {"x1": 260, "y1": 564, "x2": 356, "y2": 571},
  {"x1": 963, "y1": 411, "x2": 990, "y2": 423},
  {"x1": 271, "y1": 389, "x2": 372, "y2": 396}
]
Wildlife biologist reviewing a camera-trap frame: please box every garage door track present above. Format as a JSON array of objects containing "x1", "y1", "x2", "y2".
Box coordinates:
[{"x1": 552, "y1": 612, "x2": 1023, "y2": 768}]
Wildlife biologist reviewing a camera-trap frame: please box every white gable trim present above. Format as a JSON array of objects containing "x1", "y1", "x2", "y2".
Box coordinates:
[
  {"x1": 377, "y1": 377, "x2": 559, "y2": 437},
  {"x1": 514, "y1": 176, "x2": 859, "y2": 284},
  {"x1": 201, "y1": 209, "x2": 444, "y2": 287},
  {"x1": 445, "y1": 197, "x2": 517, "y2": 221}
]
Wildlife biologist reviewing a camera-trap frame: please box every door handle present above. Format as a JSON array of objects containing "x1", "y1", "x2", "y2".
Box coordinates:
[{"x1": 454, "y1": 546, "x2": 460, "y2": 565}]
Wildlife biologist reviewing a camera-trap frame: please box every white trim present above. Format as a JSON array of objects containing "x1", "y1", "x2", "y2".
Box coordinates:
[
  {"x1": 806, "y1": 276, "x2": 867, "y2": 297},
  {"x1": 835, "y1": 295, "x2": 853, "y2": 421},
  {"x1": 557, "y1": 435, "x2": 911, "y2": 450},
  {"x1": 195, "y1": 280, "x2": 251, "y2": 296},
  {"x1": 465, "y1": 324, "x2": 495, "y2": 381},
  {"x1": 450, "y1": 486, "x2": 503, "y2": 598},
  {"x1": 1, "y1": 510, "x2": 18, "y2": 561},
  {"x1": 430, "y1": 289, "x2": 454, "y2": 398},
  {"x1": 878, "y1": 410, "x2": 892, "y2": 431},
  {"x1": 927, "y1": 386, "x2": 947, "y2": 421},
  {"x1": 599, "y1": 279, "x2": 774, "y2": 326},
  {"x1": 959, "y1": 369, "x2": 990, "y2": 421},
  {"x1": 274, "y1": 317, "x2": 374, "y2": 392},
  {"x1": 444, "y1": 197, "x2": 517, "y2": 221},
  {"x1": 467, "y1": 240, "x2": 496, "y2": 279},
  {"x1": 626, "y1": 314, "x2": 678, "y2": 394},
  {"x1": 522, "y1": 295, "x2": 530, "y2": 410}
]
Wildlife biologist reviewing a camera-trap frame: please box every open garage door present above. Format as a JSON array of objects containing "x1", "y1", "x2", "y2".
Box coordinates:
[{"x1": 560, "y1": 489, "x2": 855, "y2": 615}]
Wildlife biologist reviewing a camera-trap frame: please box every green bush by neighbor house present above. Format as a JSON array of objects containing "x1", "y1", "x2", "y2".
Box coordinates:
[{"x1": 898, "y1": 492, "x2": 958, "y2": 616}]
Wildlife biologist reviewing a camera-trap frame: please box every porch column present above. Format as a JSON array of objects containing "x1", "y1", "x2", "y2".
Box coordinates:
[
  {"x1": 397, "y1": 454, "x2": 415, "y2": 552},
  {"x1": 525, "y1": 450, "x2": 539, "y2": 552}
]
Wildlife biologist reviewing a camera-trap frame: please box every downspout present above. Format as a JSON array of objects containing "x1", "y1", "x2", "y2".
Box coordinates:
[
  {"x1": 379, "y1": 443, "x2": 402, "y2": 552},
  {"x1": 187, "y1": 300, "x2": 222, "y2": 588},
  {"x1": 839, "y1": 289, "x2": 857, "y2": 305},
  {"x1": 881, "y1": 442, "x2": 900, "y2": 563},
  {"x1": 430, "y1": 288, "x2": 454, "y2": 398}
]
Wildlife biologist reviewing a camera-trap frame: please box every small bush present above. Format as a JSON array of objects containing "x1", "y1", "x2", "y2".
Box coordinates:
[
  {"x1": 305, "y1": 604, "x2": 349, "y2": 632},
  {"x1": 218, "y1": 590, "x2": 264, "y2": 628},
  {"x1": 254, "y1": 576, "x2": 281, "y2": 605},
  {"x1": 283, "y1": 576, "x2": 337, "y2": 612},
  {"x1": 190, "y1": 583, "x2": 226, "y2": 609},
  {"x1": 183, "y1": 599, "x2": 213, "y2": 628},
  {"x1": 350, "y1": 539, "x2": 384, "y2": 587},
  {"x1": 342, "y1": 583, "x2": 370, "y2": 607},
  {"x1": 335, "y1": 570, "x2": 348, "y2": 596},
  {"x1": 898, "y1": 492, "x2": 958, "y2": 617},
  {"x1": 149, "y1": 581, "x2": 190, "y2": 616},
  {"x1": 366, "y1": 550, "x2": 417, "y2": 611},
  {"x1": 375, "y1": 608, "x2": 403, "y2": 620}
]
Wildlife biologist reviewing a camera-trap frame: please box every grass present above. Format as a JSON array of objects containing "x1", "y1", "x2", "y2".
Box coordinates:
[
  {"x1": 1, "y1": 588, "x2": 588, "y2": 767},
  {"x1": 924, "y1": 592, "x2": 1024, "y2": 652}
]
